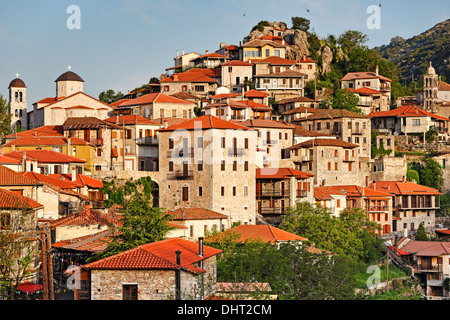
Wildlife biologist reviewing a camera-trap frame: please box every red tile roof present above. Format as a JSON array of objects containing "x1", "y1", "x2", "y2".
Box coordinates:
[
  {"x1": 221, "y1": 60, "x2": 253, "y2": 67},
  {"x1": 207, "y1": 225, "x2": 307, "y2": 243},
  {"x1": 241, "y1": 39, "x2": 287, "y2": 48},
  {"x1": 34, "y1": 91, "x2": 112, "y2": 109},
  {"x1": 438, "y1": 81, "x2": 450, "y2": 91},
  {"x1": 290, "y1": 138, "x2": 358, "y2": 149},
  {"x1": 168, "y1": 207, "x2": 228, "y2": 220},
  {"x1": 52, "y1": 230, "x2": 112, "y2": 252},
  {"x1": 237, "y1": 119, "x2": 294, "y2": 129},
  {"x1": 254, "y1": 56, "x2": 295, "y2": 65},
  {"x1": 369, "y1": 180, "x2": 442, "y2": 196},
  {"x1": 4, "y1": 136, "x2": 89, "y2": 147},
  {"x1": 159, "y1": 115, "x2": 252, "y2": 131},
  {"x1": 22, "y1": 171, "x2": 78, "y2": 189},
  {"x1": 160, "y1": 69, "x2": 217, "y2": 84},
  {"x1": 80, "y1": 237, "x2": 222, "y2": 274},
  {"x1": 325, "y1": 185, "x2": 392, "y2": 198},
  {"x1": 346, "y1": 87, "x2": 383, "y2": 96},
  {"x1": 341, "y1": 71, "x2": 392, "y2": 82},
  {"x1": 0, "y1": 155, "x2": 21, "y2": 164},
  {"x1": 314, "y1": 186, "x2": 346, "y2": 201},
  {"x1": 103, "y1": 115, "x2": 160, "y2": 125},
  {"x1": 293, "y1": 126, "x2": 334, "y2": 137},
  {"x1": 368, "y1": 105, "x2": 450, "y2": 121},
  {"x1": 256, "y1": 167, "x2": 314, "y2": 179},
  {"x1": 4, "y1": 125, "x2": 63, "y2": 139},
  {"x1": 0, "y1": 187, "x2": 43, "y2": 210},
  {"x1": 244, "y1": 89, "x2": 269, "y2": 98},
  {"x1": 117, "y1": 92, "x2": 194, "y2": 107},
  {"x1": 0, "y1": 165, "x2": 41, "y2": 186},
  {"x1": 49, "y1": 209, "x2": 121, "y2": 229},
  {"x1": 48, "y1": 173, "x2": 103, "y2": 189},
  {"x1": 4, "y1": 150, "x2": 87, "y2": 164}
]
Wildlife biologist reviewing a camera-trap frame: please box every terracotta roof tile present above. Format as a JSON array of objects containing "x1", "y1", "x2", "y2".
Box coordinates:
[
  {"x1": 341, "y1": 71, "x2": 392, "y2": 82},
  {"x1": 254, "y1": 56, "x2": 295, "y2": 65},
  {"x1": 0, "y1": 165, "x2": 41, "y2": 186},
  {"x1": 168, "y1": 207, "x2": 228, "y2": 220},
  {"x1": 0, "y1": 187, "x2": 43, "y2": 210},
  {"x1": 369, "y1": 105, "x2": 450, "y2": 121},
  {"x1": 290, "y1": 138, "x2": 358, "y2": 149},
  {"x1": 256, "y1": 167, "x2": 314, "y2": 179},
  {"x1": 159, "y1": 115, "x2": 252, "y2": 131},
  {"x1": 103, "y1": 115, "x2": 160, "y2": 125},
  {"x1": 80, "y1": 238, "x2": 222, "y2": 274},
  {"x1": 369, "y1": 180, "x2": 442, "y2": 195},
  {"x1": 4, "y1": 150, "x2": 87, "y2": 164},
  {"x1": 117, "y1": 92, "x2": 194, "y2": 107},
  {"x1": 207, "y1": 225, "x2": 307, "y2": 243},
  {"x1": 4, "y1": 136, "x2": 89, "y2": 147}
]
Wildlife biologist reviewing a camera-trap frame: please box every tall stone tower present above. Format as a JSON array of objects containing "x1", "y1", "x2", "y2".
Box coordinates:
[
  {"x1": 8, "y1": 74, "x2": 28, "y2": 130},
  {"x1": 55, "y1": 66, "x2": 84, "y2": 98},
  {"x1": 423, "y1": 61, "x2": 438, "y2": 113}
]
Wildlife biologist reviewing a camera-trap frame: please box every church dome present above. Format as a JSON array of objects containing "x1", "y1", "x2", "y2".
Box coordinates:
[
  {"x1": 426, "y1": 62, "x2": 436, "y2": 75},
  {"x1": 8, "y1": 78, "x2": 26, "y2": 89},
  {"x1": 55, "y1": 71, "x2": 84, "y2": 82}
]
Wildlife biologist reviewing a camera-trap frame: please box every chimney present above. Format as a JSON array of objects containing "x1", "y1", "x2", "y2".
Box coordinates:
[
  {"x1": 72, "y1": 166, "x2": 76, "y2": 181},
  {"x1": 160, "y1": 74, "x2": 165, "y2": 80},
  {"x1": 177, "y1": 50, "x2": 179, "y2": 57},
  {"x1": 22, "y1": 151, "x2": 26, "y2": 172},
  {"x1": 375, "y1": 65, "x2": 379, "y2": 76},
  {"x1": 85, "y1": 202, "x2": 91, "y2": 220},
  {"x1": 205, "y1": 50, "x2": 209, "y2": 55},
  {"x1": 173, "y1": 73, "x2": 179, "y2": 81},
  {"x1": 175, "y1": 250, "x2": 182, "y2": 300},
  {"x1": 182, "y1": 49, "x2": 185, "y2": 55}
]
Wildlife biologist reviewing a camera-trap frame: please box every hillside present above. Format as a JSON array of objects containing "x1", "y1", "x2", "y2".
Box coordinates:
[{"x1": 374, "y1": 19, "x2": 450, "y2": 86}]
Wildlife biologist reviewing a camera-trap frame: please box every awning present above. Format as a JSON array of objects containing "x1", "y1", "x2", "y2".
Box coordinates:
[{"x1": 16, "y1": 282, "x2": 43, "y2": 294}]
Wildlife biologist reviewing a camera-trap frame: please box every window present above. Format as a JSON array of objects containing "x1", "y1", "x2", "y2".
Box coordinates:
[
  {"x1": 244, "y1": 161, "x2": 249, "y2": 171},
  {"x1": 221, "y1": 161, "x2": 225, "y2": 171},
  {"x1": 169, "y1": 161, "x2": 174, "y2": 171},
  {"x1": 123, "y1": 285, "x2": 138, "y2": 300},
  {"x1": 221, "y1": 137, "x2": 225, "y2": 148},
  {"x1": 194, "y1": 85, "x2": 205, "y2": 92},
  {"x1": 265, "y1": 49, "x2": 270, "y2": 57},
  {"x1": 244, "y1": 138, "x2": 249, "y2": 149},
  {"x1": 197, "y1": 137, "x2": 203, "y2": 148},
  {"x1": 126, "y1": 129, "x2": 132, "y2": 139},
  {"x1": 199, "y1": 186, "x2": 203, "y2": 197},
  {"x1": 197, "y1": 160, "x2": 203, "y2": 171},
  {"x1": 348, "y1": 163, "x2": 352, "y2": 171},
  {"x1": 169, "y1": 138, "x2": 174, "y2": 149},
  {"x1": 274, "y1": 50, "x2": 280, "y2": 57},
  {"x1": 328, "y1": 162, "x2": 331, "y2": 171},
  {"x1": 221, "y1": 186, "x2": 225, "y2": 196},
  {"x1": 244, "y1": 186, "x2": 248, "y2": 196},
  {"x1": 233, "y1": 161, "x2": 237, "y2": 171},
  {"x1": 412, "y1": 119, "x2": 421, "y2": 126},
  {"x1": 233, "y1": 186, "x2": 236, "y2": 196}
]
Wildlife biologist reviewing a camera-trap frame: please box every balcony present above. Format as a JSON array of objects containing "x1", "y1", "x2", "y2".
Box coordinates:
[
  {"x1": 258, "y1": 207, "x2": 286, "y2": 215},
  {"x1": 416, "y1": 264, "x2": 442, "y2": 273},
  {"x1": 297, "y1": 190, "x2": 308, "y2": 198},
  {"x1": 227, "y1": 147, "x2": 246, "y2": 157},
  {"x1": 167, "y1": 169, "x2": 194, "y2": 180},
  {"x1": 257, "y1": 188, "x2": 289, "y2": 197},
  {"x1": 137, "y1": 137, "x2": 158, "y2": 146},
  {"x1": 167, "y1": 147, "x2": 194, "y2": 158},
  {"x1": 231, "y1": 115, "x2": 246, "y2": 120},
  {"x1": 367, "y1": 205, "x2": 390, "y2": 212}
]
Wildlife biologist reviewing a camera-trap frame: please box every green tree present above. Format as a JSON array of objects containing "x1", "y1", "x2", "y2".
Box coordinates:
[
  {"x1": 280, "y1": 202, "x2": 383, "y2": 262},
  {"x1": 0, "y1": 95, "x2": 12, "y2": 144},
  {"x1": 291, "y1": 16, "x2": 310, "y2": 32},
  {"x1": 406, "y1": 169, "x2": 420, "y2": 183},
  {"x1": 425, "y1": 127, "x2": 438, "y2": 143},
  {"x1": 98, "y1": 89, "x2": 125, "y2": 104},
  {"x1": 337, "y1": 30, "x2": 368, "y2": 55},
  {"x1": 320, "y1": 87, "x2": 361, "y2": 114},
  {"x1": 416, "y1": 157, "x2": 444, "y2": 191},
  {"x1": 415, "y1": 223, "x2": 429, "y2": 241},
  {"x1": 89, "y1": 191, "x2": 174, "y2": 261}
]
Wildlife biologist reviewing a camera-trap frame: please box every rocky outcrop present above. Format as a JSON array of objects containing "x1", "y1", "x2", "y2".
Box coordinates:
[{"x1": 283, "y1": 29, "x2": 310, "y2": 59}]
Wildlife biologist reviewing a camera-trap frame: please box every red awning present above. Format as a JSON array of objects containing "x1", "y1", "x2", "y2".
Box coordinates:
[{"x1": 16, "y1": 282, "x2": 43, "y2": 294}]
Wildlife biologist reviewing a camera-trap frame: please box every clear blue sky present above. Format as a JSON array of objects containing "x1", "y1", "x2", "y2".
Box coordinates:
[{"x1": 0, "y1": 0, "x2": 448, "y2": 108}]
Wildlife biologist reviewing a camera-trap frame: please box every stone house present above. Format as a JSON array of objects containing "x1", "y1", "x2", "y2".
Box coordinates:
[
  {"x1": 314, "y1": 186, "x2": 348, "y2": 217},
  {"x1": 239, "y1": 39, "x2": 287, "y2": 62},
  {"x1": 277, "y1": 97, "x2": 319, "y2": 116},
  {"x1": 167, "y1": 50, "x2": 202, "y2": 73},
  {"x1": 256, "y1": 168, "x2": 314, "y2": 224},
  {"x1": 166, "y1": 207, "x2": 229, "y2": 240},
  {"x1": 62, "y1": 117, "x2": 128, "y2": 172},
  {"x1": 104, "y1": 115, "x2": 162, "y2": 172},
  {"x1": 368, "y1": 179, "x2": 441, "y2": 236},
  {"x1": 215, "y1": 43, "x2": 240, "y2": 61},
  {"x1": 387, "y1": 237, "x2": 450, "y2": 297},
  {"x1": 290, "y1": 138, "x2": 361, "y2": 186},
  {"x1": 235, "y1": 119, "x2": 295, "y2": 168},
  {"x1": 191, "y1": 51, "x2": 226, "y2": 69},
  {"x1": 253, "y1": 69, "x2": 305, "y2": 101},
  {"x1": 157, "y1": 115, "x2": 257, "y2": 226},
  {"x1": 159, "y1": 69, "x2": 219, "y2": 99},
  {"x1": 113, "y1": 92, "x2": 196, "y2": 121},
  {"x1": 220, "y1": 60, "x2": 254, "y2": 93},
  {"x1": 346, "y1": 87, "x2": 390, "y2": 115},
  {"x1": 204, "y1": 99, "x2": 272, "y2": 122},
  {"x1": 323, "y1": 185, "x2": 394, "y2": 236},
  {"x1": 253, "y1": 56, "x2": 296, "y2": 76},
  {"x1": 341, "y1": 66, "x2": 392, "y2": 101},
  {"x1": 75, "y1": 237, "x2": 222, "y2": 300},
  {"x1": 369, "y1": 105, "x2": 450, "y2": 142},
  {"x1": 243, "y1": 89, "x2": 269, "y2": 105},
  {"x1": 294, "y1": 55, "x2": 317, "y2": 82}
]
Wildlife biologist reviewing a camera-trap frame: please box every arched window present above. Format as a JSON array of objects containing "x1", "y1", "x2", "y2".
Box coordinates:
[
  {"x1": 14, "y1": 92, "x2": 18, "y2": 102},
  {"x1": 19, "y1": 92, "x2": 22, "y2": 102}
]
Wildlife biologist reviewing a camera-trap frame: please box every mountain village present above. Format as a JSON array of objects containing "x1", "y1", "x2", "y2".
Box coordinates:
[{"x1": 2, "y1": 20, "x2": 450, "y2": 302}]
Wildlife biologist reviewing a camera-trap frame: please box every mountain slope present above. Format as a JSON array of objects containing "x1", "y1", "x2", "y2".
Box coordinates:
[{"x1": 374, "y1": 19, "x2": 450, "y2": 86}]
